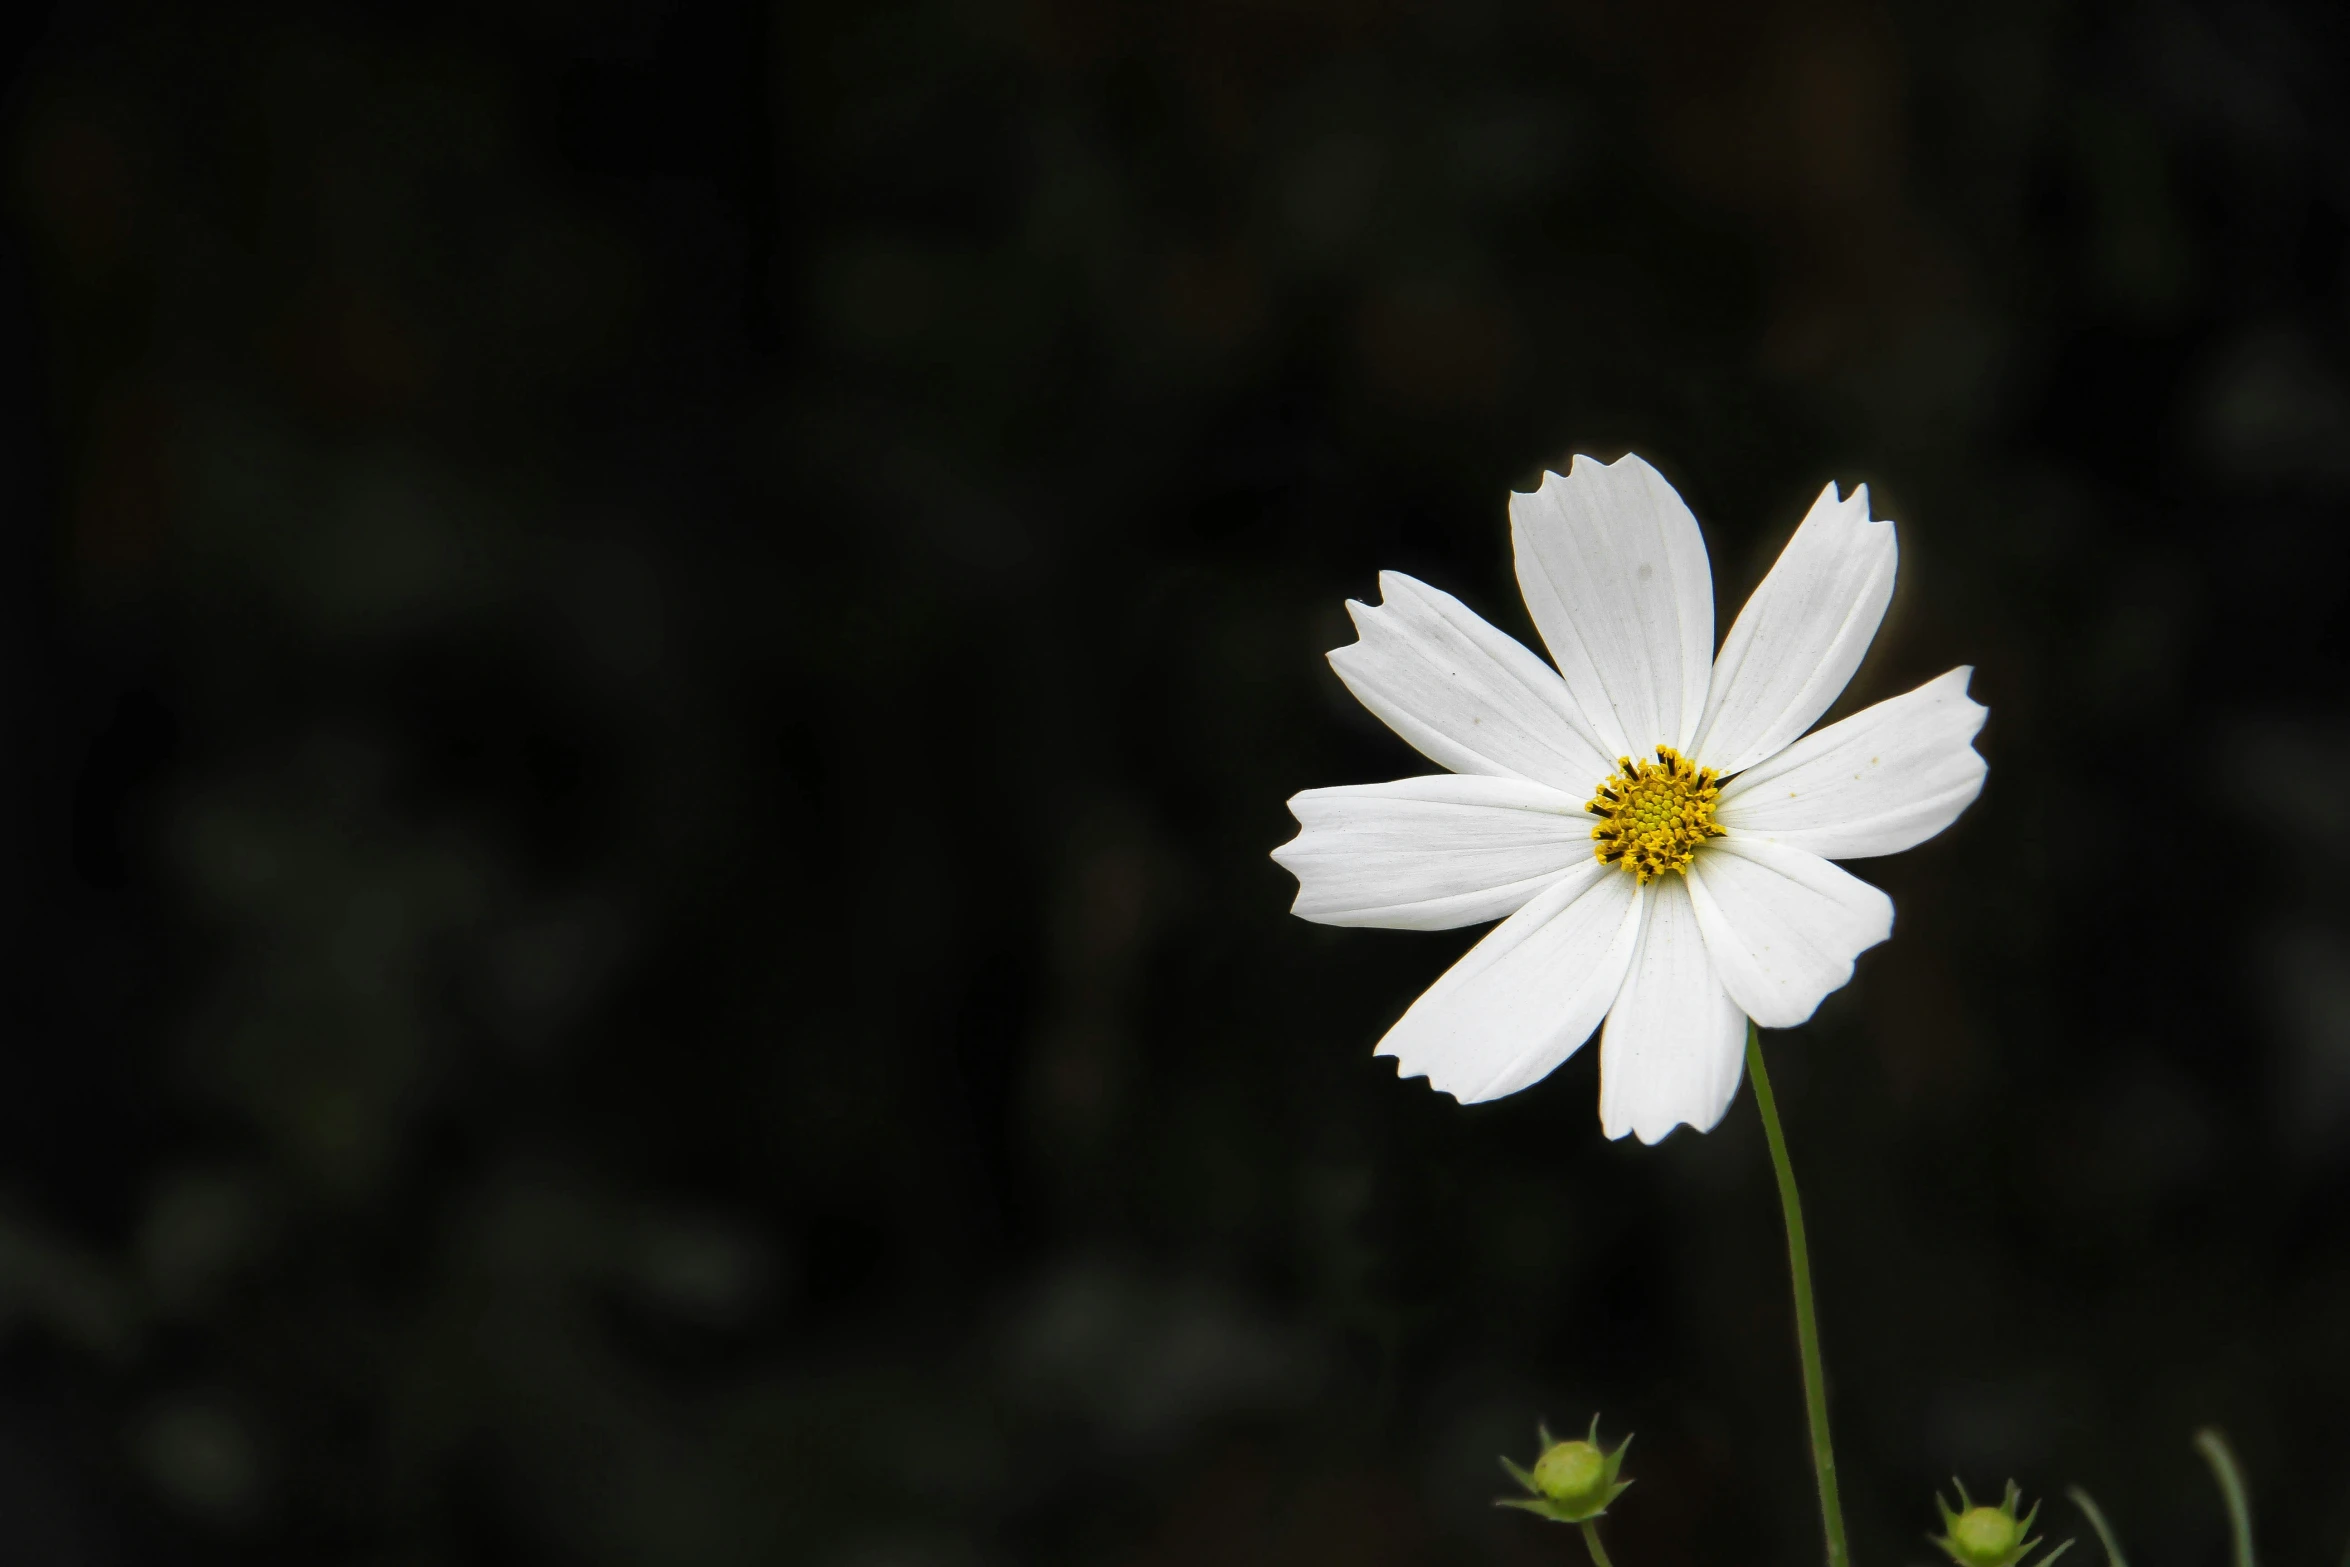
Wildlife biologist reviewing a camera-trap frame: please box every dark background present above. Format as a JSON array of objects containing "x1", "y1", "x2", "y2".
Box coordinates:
[{"x1": 0, "y1": 0, "x2": 2345, "y2": 1561}]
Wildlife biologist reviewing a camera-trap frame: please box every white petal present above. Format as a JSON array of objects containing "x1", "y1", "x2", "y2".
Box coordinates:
[
  {"x1": 1510, "y1": 453, "x2": 1715, "y2": 759},
  {"x1": 1273, "y1": 775, "x2": 1595, "y2": 931},
  {"x1": 1715, "y1": 667, "x2": 1987, "y2": 859},
  {"x1": 1327, "y1": 572, "x2": 1614, "y2": 792},
  {"x1": 1597, "y1": 877, "x2": 1748, "y2": 1143},
  {"x1": 1686, "y1": 838, "x2": 1893, "y2": 1029},
  {"x1": 1692, "y1": 482, "x2": 1897, "y2": 775},
  {"x1": 1374, "y1": 859, "x2": 1642, "y2": 1104}
]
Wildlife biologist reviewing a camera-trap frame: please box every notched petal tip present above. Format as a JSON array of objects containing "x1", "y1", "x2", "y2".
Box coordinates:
[
  {"x1": 1814, "y1": 477, "x2": 1876, "y2": 515},
  {"x1": 1949, "y1": 663, "x2": 1990, "y2": 720},
  {"x1": 1796, "y1": 477, "x2": 1894, "y2": 549},
  {"x1": 1825, "y1": 478, "x2": 1891, "y2": 532},
  {"x1": 1342, "y1": 570, "x2": 1439, "y2": 620},
  {"x1": 1600, "y1": 1097, "x2": 1733, "y2": 1145},
  {"x1": 1568, "y1": 450, "x2": 1634, "y2": 479},
  {"x1": 1374, "y1": 1044, "x2": 1470, "y2": 1103},
  {"x1": 1375, "y1": 1043, "x2": 1480, "y2": 1106},
  {"x1": 1268, "y1": 828, "x2": 1322, "y2": 922},
  {"x1": 1511, "y1": 451, "x2": 1660, "y2": 500}
]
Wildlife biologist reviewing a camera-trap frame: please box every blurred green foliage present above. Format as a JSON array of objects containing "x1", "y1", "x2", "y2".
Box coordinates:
[{"x1": 2, "y1": 0, "x2": 2348, "y2": 1563}]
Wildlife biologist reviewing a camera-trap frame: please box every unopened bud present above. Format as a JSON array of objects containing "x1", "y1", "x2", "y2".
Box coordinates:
[
  {"x1": 1498, "y1": 1417, "x2": 1634, "y2": 1524},
  {"x1": 1950, "y1": 1506, "x2": 2025, "y2": 1566},
  {"x1": 1533, "y1": 1440, "x2": 1608, "y2": 1505},
  {"x1": 1932, "y1": 1480, "x2": 2071, "y2": 1567}
]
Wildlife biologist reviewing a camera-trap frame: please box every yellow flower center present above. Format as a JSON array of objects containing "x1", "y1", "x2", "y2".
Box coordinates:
[{"x1": 1587, "y1": 745, "x2": 1727, "y2": 883}]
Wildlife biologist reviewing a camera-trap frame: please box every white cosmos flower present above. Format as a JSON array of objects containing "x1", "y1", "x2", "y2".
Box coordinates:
[{"x1": 1273, "y1": 453, "x2": 1986, "y2": 1143}]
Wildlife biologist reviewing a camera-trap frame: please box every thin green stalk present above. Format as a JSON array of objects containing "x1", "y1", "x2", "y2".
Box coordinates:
[
  {"x1": 2193, "y1": 1430, "x2": 2255, "y2": 1567},
  {"x1": 2065, "y1": 1485, "x2": 2130, "y2": 1567},
  {"x1": 1580, "y1": 1519, "x2": 1616, "y2": 1567},
  {"x1": 1746, "y1": 1022, "x2": 1850, "y2": 1567}
]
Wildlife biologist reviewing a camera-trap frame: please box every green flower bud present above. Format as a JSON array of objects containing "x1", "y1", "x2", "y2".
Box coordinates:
[
  {"x1": 1950, "y1": 1506, "x2": 2024, "y2": 1565},
  {"x1": 1533, "y1": 1440, "x2": 1608, "y2": 1505},
  {"x1": 1931, "y1": 1480, "x2": 2073, "y2": 1567},
  {"x1": 1498, "y1": 1417, "x2": 1634, "y2": 1525}
]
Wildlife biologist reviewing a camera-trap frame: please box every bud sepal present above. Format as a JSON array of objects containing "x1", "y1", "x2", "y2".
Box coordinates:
[
  {"x1": 1497, "y1": 1417, "x2": 1634, "y2": 1524},
  {"x1": 1932, "y1": 1479, "x2": 2075, "y2": 1567}
]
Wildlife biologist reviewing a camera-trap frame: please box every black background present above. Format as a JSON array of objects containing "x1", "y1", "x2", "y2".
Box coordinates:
[{"x1": 2, "y1": 0, "x2": 2348, "y2": 1562}]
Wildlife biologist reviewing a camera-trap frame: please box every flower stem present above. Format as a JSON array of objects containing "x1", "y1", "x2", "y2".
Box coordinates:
[
  {"x1": 2192, "y1": 1429, "x2": 2255, "y2": 1567},
  {"x1": 2065, "y1": 1485, "x2": 2131, "y2": 1567},
  {"x1": 1746, "y1": 1021, "x2": 1850, "y2": 1567},
  {"x1": 1580, "y1": 1519, "x2": 1617, "y2": 1567}
]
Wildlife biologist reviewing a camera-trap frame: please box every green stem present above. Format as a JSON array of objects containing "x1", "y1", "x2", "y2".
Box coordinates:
[
  {"x1": 1580, "y1": 1519, "x2": 1616, "y2": 1567},
  {"x1": 2192, "y1": 1430, "x2": 2255, "y2": 1567},
  {"x1": 2065, "y1": 1485, "x2": 2131, "y2": 1567},
  {"x1": 1746, "y1": 1022, "x2": 1851, "y2": 1567}
]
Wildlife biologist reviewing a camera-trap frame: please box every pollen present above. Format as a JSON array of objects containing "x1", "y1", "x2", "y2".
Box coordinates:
[{"x1": 1587, "y1": 745, "x2": 1728, "y2": 883}]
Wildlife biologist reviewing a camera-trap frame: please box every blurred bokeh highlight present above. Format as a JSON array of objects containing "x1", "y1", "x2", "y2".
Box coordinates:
[{"x1": 0, "y1": 0, "x2": 2346, "y2": 1562}]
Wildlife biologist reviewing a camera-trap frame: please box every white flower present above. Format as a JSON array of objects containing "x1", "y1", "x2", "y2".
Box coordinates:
[{"x1": 1273, "y1": 453, "x2": 1986, "y2": 1142}]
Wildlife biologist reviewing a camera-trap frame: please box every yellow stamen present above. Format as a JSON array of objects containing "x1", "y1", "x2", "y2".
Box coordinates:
[{"x1": 1587, "y1": 745, "x2": 1727, "y2": 883}]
